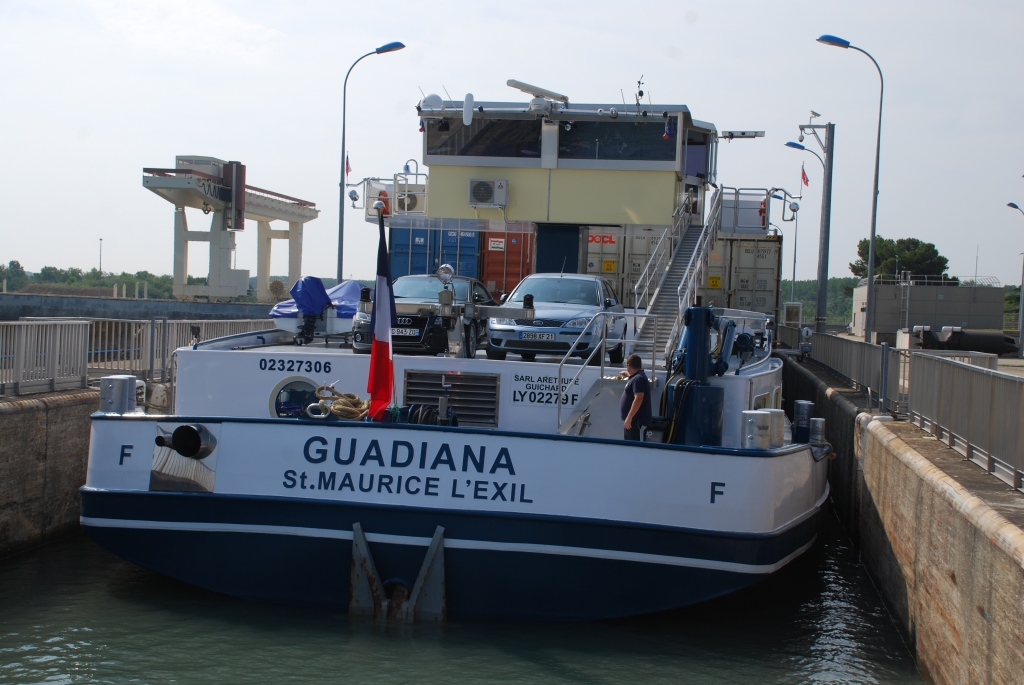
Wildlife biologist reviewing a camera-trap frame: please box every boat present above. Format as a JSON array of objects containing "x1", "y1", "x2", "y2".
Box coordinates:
[{"x1": 81, "y1": 85, "x2": 830, "y2": 620}]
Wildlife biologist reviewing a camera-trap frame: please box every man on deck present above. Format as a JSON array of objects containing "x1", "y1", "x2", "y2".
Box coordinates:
[{"x1": 619, "y1": 354, "x2": 652, "y2": 441}]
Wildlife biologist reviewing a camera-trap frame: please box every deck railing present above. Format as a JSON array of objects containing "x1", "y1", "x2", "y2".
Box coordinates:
[
  {"x1": 0, "y1": 321, "x2": 89, "y2": 395},
  {"x1": 909, "y1": 354, "x2": 1024, "y2": 489}
]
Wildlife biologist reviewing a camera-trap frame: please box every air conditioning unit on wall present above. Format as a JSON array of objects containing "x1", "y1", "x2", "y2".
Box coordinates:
[{"x1": 468, "y1": 179, "x2": 508, "y2": 208}]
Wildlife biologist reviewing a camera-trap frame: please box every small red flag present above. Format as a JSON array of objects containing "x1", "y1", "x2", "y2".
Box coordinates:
[
  {"x1": 345, "y1": 154, "x2": 352, "y2": 177},
  {"x1": 801, "y1": 163, "x2": 809, "y2": 187}
]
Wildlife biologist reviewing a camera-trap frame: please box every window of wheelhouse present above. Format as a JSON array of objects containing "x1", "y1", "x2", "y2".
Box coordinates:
[
  {"x1": 558, "y1": 119, "x2": 678, "y2": 162},
  {"x1": 426, "y1": 119, "x2": 542, "y2": 158}
]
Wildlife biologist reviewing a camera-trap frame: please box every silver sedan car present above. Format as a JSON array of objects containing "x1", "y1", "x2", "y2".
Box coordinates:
[{"x1": 486, "y1": 273, "x2": 627, "y2": 363}]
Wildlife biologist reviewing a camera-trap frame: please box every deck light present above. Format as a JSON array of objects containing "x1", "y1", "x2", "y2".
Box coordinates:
[
  {"x1": 1009, "y1": 202, "x2": 1020, "y2": 210},
  {"x1": 785, "y1": 141, "x2": 806, "y2": 150},
  {"x1": 817, "y1": 34, "x2": 851, "y2": 48}
]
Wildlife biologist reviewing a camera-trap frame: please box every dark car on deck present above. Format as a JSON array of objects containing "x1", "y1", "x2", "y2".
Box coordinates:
[{"x1": 351, "y1": 275, "x2": 496, "y2": 356}]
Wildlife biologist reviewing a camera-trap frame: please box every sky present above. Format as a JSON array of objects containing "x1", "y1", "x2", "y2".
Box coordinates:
[{"x1": 1, "y1": 0, "x2": 1022, "y2": 284}]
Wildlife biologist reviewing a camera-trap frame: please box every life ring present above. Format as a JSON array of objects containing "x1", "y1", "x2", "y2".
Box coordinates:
[{"x1": 378, "y1": 189, "x2": 391, "y2": 216}]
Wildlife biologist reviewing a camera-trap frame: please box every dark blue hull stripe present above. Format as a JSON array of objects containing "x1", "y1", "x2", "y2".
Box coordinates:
[
  {"x1": 78, "y1": 490, "x2": 828, "y2": 619},
  {"x1": 81, "y1": 515, "x2": 816, "y2": 574},
  {"x1": 80, "y1": 488, "x2": 827, "y2": 569}
]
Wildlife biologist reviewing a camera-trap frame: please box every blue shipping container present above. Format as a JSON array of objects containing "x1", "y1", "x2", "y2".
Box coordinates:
[
  {"x1": 390, "y1": 228, "x2": 479, "y2": 280},
  {"x1": 438, "y1": 230, "x2": 479, "y2": 279}
]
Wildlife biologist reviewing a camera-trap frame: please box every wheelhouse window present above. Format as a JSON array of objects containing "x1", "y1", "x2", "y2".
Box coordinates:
[
  {"x1": 426, "y1": 119, "x2": 542, "y2": 158},
  {"x1": 558, "y1": 120, "x2": 677, "y2": 162}
]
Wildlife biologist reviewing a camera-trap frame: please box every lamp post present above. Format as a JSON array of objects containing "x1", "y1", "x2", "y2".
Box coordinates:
[
  {"x1": 336, "y1": 41, "x2": 406, "y2": 283},
  {"x1": 772, "y1": 194, "x2": 801, "y2": 303},
  {"x1": 1009, "y1": 202, "x2": 1024, "y2": 358},
  {"x1": 98, "y1": 238, "x2": 103, "y2": 276},
  {"x1": 818, "y1": 34, "x2": 883, "y2": 343},
  {"x1": 786, "y1": 124, "x2": 835, "y2": 334}
]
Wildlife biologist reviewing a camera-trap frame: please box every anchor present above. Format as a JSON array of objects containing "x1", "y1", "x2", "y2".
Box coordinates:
[{"x1": 349, "y1": 523, "x2": 446, "y2": 622}]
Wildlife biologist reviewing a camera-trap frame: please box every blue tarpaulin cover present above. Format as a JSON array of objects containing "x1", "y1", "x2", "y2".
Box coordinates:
[{"x1": 269, "y1": 278, "x2": 362, "y2": 319}]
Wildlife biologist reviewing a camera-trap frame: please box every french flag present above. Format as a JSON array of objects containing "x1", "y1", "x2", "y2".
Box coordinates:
[{"x1": 366, "y1": 218, "x2": 396, "y2": 420}]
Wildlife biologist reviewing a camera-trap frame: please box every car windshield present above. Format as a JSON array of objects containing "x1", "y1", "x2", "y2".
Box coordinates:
[
  {"x1": 392, "y1": 277, "x2": 469, "y2": 302},
  {"x1": 508, "y1": 277, "x2": 600, "y2": 306}
]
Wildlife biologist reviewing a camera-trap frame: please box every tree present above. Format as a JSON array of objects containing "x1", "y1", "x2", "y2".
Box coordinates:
[{"x1": 849, "y1": 236, "x2": 949, "y2": 279}]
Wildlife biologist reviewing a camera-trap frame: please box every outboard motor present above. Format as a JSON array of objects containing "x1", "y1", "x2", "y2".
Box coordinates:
[{"x1": 289, "y1": 276, "x2": 332, "y2": 346}]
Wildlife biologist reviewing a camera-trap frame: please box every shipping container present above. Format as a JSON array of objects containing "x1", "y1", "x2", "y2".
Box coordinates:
[
  {"x1": 437, "y1": 227, "x2": 480, "y2": 279},
  {"x1": 389, "y1": 218, "x2": 484, "y2": 281},
  {"x1": 700, "y1": 235, "x2": 782, "y2": 321},
  {"x1": 584, "y1": 225, "x2": 665, "y2": 308},
  {"x1": 480, "y1": 221, "x2": 534, "y2": 299}
]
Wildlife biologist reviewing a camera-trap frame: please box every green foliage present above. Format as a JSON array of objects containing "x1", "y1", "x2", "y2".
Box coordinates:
[
  {"x1": 0, "y1": 261, "x2": 29, "y2": 291},
  {"x1": 779, "y1": 277, "x2": 860, "y2": 324},
  {"x1": 0, "y1": 261, "x2": 193, "y2": 299},
  {"x1": 848, "y1": 236, "x2": 949, "y2": 279},
  {"x1": 1007, "y1": 285, "x2": 1021, "y2": 314}
]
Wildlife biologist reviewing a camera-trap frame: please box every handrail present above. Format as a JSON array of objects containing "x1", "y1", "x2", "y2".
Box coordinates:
[
  {"x1": 631, "y1": 225, "x2": 672, "y2": 328},
  {"x1": 632, "y1": 193, "x2": 696, "y2": 317},
  {"x1": 555, "y1": 312, "x2": 659, "y2": 429},
  {"x1": 664, "y1": 188, "x2": 723, "y2": 358}
]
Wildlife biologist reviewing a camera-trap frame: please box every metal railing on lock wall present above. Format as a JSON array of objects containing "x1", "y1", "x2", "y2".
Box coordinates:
[
  {"x1": 776, "y1": 324, "x2": 801, "y2": 350},
  {"x1": 0, "y1": 321, "x2": 89, "y2": 396},
  {"x1": 20, "y1": 318, "x2": 274, "y2": 383},
  {"x1": 778, "y1": 326, "x2": 1022, "y2": 490},
  {"x1": 779, "y1": 327, "x2": 999, "y2": 414},
  {"x1": 909, "y1": 355, "x2": 1024, "y2": 490}
]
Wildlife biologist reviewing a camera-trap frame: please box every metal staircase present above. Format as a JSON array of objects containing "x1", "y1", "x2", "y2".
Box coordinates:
[
  {"x1": 633, "y1": 189, "x2": 724, "y2": 366},
  {"x1": 633, "y1": 226, "x2": 702, "y2": 359}
]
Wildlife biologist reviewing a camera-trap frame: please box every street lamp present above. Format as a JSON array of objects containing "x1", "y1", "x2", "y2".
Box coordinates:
[
  {"x1": 1009, "y1": 202, "x2": 1024, "y2": 357},
  {"x1": 785, "y1": 141, "x2": 824, "y2": 169},
  {"x1": 785, "y1": 124, "x2": 835, "y2": 334},
  {"x1": 771, "y1": 192, "x2": 801, "y2": 303},
  {"x1": 818, "y1": 34, "x2": 883, "y2": 343},
  {"x1": 336, "y1": 41, "x2": 406, "y2": 283}
]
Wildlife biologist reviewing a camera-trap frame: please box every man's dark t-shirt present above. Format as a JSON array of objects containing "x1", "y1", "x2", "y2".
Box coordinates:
[{"x1": 620, "y1": 369, "x2": 653, "y2": 427}]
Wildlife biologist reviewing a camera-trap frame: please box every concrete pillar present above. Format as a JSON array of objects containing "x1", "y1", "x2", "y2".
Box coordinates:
[
  {"x1": 143, "y1": 282, "x2": 148, "y2": 299},
  {"x1": 257, "y1": 220, "x2": 273, "y2": 301},
  {"x1": 134, "y1": 282, "x2": 139, "y2": 299},
  {"x1": 288, "y1": 221, "x2": 303, "y2": 287},
  {"x1": 173, "y1": 207, "x2": 188, "y2": 300}
]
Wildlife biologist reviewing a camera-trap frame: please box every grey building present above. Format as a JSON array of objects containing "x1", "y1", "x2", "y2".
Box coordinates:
[{"x1": 852, "y1": 276, "x2": 1004, "y2": 340}]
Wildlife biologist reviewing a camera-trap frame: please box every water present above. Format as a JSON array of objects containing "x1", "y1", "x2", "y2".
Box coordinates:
[{"x1": 0, "y1": 515, "x2": 921, "y2": 684}]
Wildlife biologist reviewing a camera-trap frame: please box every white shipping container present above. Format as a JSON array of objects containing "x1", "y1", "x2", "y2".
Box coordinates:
[
  {"x1": 583, "y1": 225, "x2": 669, "y2": 307},
  {"x1": 699, "y1": 235, "x2": 782, "y2": 320}
]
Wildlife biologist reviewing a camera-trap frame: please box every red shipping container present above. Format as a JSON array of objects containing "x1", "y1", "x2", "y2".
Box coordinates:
[{"x1": 480, "y1": 228, "x2": 533, "y2": 300}]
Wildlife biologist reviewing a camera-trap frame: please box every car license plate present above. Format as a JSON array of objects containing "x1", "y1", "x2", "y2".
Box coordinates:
[
  {"x1": 391, "y1": 328, "x2": 420, "y2": 337},
  {"x1": 519, "y1": 332, "x2": 555, "y2": 341}
]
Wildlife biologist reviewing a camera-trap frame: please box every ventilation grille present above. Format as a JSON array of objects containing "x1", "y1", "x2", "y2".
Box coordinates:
[{"x1": 403, "y1": 371, "x2": 500, "y2": 428}]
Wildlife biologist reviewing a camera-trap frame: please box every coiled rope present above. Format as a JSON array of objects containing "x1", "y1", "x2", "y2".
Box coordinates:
[{"x1": 306, "y1": 384, "x2": 370, "y2": 420}]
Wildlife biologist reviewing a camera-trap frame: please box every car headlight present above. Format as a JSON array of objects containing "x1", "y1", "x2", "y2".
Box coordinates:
[
  {"x1": 490, "y1": 317, "x2": 516, "y2": 326},
  {"x1": 564, "y1": 317, "x2": 592, "y2": 329},
  {"x1": 354, "y1": 311, "x2": 371, "y2": 322}
]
